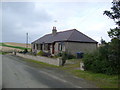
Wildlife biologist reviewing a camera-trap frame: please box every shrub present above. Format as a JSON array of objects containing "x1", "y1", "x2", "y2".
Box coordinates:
[
  {"x1": 57, "y1": 52, "x2": 76, "y2": 60},
  {"x1": 83, "y1": 41, "x2": 120, "y2": 75},
  {"x1": 61, "y1": 52, "x2": 68, "y2": 60},
  {"x1": 57, "y1": 52, "x2": 62, "y2": 57},
  {"x1": 37, "y1": 51, "x2": 45, "y2": 56},
  {"x1": 23, "y1": 49, "x2": 28, "y2": 54},
  {"x1": 37, "y1": 51, "x2": 51, "y2": 57}
]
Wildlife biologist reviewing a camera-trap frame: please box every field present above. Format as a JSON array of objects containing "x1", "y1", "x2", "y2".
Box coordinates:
[
  {"x1": 4, "y1": 42, "x2": 31, "y2": 48},
  {"x1": 0, "y1": 42, "x2": 31, "y2": 52}
]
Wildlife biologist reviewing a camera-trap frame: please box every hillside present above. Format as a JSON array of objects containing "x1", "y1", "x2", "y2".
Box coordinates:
[
  {"x1": 5, "y1": 42, "x2": 31, "y2": 48},
  {"x1": 0, "y1": 42, "x2": 31, "y2": 52}
]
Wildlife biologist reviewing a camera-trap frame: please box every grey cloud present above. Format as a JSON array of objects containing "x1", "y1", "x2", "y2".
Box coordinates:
[{"x1": 2, "y1": 2, "x2": 53, "y2": 43}]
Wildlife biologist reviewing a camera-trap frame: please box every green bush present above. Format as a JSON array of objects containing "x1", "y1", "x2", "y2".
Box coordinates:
[
  {"x1": 37, "y1": 51, "x2": 45, "y2": 56},
  {"x1": 57, "y1": 52, "x2": 76, "y2": 60},
  {"x1": 83, "y1": 39, "x2": 120, "y2": 75},
  {"x1": 23, "y1": 49, "x2": 28, "y2": 54},
  {"x1": 37, "y1": 51, "x2": 51, "y2": 57},
  {"x1": 57, "y1": 52, "x2": 62, "y2": 57},
  {"x1": 61, "y1": 52, "x2": 68, "y2": 60}
]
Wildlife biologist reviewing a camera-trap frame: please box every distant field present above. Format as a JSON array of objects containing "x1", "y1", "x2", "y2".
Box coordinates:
[
  {"x1": 0, "y1": 42, "x2": 31, "y2": 52},
  {"x1": 5, "y1": 42, "x2": 31, "y2": 48}
]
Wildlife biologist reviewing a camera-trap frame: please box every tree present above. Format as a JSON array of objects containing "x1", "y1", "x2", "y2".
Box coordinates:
[
  {"x1": 103, "y1": 0, "x2": 120, "y2": 39},
  {"x1": 100, "y1": 37, "x2": 106, "y2": 44},
  {"x1": 103, "y1": 0, "x2": 120, "y2": 74},
  {"x1": 83, "y1": 0, "x2": 120, "y2": 75}
]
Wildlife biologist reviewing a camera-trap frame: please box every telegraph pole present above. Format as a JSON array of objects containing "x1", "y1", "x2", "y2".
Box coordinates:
[{"x1": 26, "y1": 33, "x2": 28, "y2": 48}]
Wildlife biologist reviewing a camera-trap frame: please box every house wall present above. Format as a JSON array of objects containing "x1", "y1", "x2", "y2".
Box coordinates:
[
  {"x1": 64, "y1": 42, "x2": 97, "y2": 55},
  {"x1": 54, "y1": 42, "x2": 66, "y2": 55},
  {"x1": 32, "y1": 42, "x2": 97, "y2": 56},
  {"x1": 31, "y1": 44, "x2": 35, "y2": 52},
  {"x1": 31, "y1": 44, "x2": 41, "y2": 53},
  {"x1": 54, "y1": 43, "x2": 59, "y2": 55}
]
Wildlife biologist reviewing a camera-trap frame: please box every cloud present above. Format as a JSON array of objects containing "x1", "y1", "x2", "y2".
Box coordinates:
[
  {"x1": 2, "y1": 1, "x2": 114, "y2": 43},
  {"x1": 2, "y1": 2, "x2": 53, "y2": 43}
]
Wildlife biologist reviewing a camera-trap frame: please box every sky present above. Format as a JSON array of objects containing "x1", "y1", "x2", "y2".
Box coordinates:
[{"x1": 1, "y1": 0, "x2": 116, "y2": 43}]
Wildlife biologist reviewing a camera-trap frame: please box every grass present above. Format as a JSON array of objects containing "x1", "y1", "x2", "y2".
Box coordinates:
[
  {"x1": 22, "y1": 58, "x2": 118, "y2": 88},
  {"x1": 23, "y1": 58, "x2": 59, "y2": 68},
  {"x1": 0, "y1": 43, "x2": 31, "y2": 50},
  {"x1": 70, "y1": 70, "x2": 118, "y2": 88},
  {"x1": 0, "y1": 52, "x2": 9, "y2": 55},
  {"x1": 60, "y1": 60, "x2": 118, "y2": 88}
]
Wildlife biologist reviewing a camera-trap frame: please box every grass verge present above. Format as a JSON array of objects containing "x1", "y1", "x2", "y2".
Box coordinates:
[
  {"x1": 71, "y1": 70, "x2": 118, "y2": 88},
  {"x1": 23, "y1": 58, "x2": 59, "y2": 68},
  {"x1": 0, "y1": 52, "x2": 9, "y2": 55},
  {"x1": 18, "y1": 56, "x2": 119, "y2": 88},
  {"x1": 0, "y1": 43, "x2": 31, "y2": 50}
]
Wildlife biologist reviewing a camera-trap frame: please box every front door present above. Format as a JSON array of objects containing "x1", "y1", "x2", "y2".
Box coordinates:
[{"x1": 52, "y1": 43, "x2": 55, "y2": 54}]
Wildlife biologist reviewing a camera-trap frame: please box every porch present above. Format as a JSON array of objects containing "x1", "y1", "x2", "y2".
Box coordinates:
[{"x1": 32, "y1": 42, "x2": 65, "y2": 55}]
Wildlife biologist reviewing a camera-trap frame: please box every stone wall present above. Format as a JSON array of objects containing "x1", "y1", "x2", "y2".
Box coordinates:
[{"x1": 16, "y1": 53, "x2": 62, "y2": 66}]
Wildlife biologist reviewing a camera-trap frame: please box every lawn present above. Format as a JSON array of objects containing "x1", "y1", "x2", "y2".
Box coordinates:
[
  {"x1": 0, "y1": 43, "x2": 31, "y2": 50},
  {"x1": 21, "y1": 58, "x2": 119, "y2": 88}
]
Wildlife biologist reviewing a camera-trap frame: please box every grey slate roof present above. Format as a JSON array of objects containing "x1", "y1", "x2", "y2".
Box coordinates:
[{"x1": 32, "y1": 29, "x2": 97, "y2": 44}]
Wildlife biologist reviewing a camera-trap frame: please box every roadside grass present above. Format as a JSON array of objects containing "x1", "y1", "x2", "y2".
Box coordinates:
[
  {"x1": 0, "y1": 43, "x2": 31, "y2": 50},
  {"x1": 60, "y1": 60, "x2": 118, "y2": 88},
  {"x1": 23, "y1": 58, "x2": 59, "y2": 68},
  {"x1": 0, "y1": 52, "x2": 2, "y2": 54},
  {"x1": 0, "y1": 52, "x2": 9, "y2": 55},
  {"x1": 22, "y1": 58, "x2": 118, "y2": 88},
  {"x1": 71, "y1": 70, "x2": 118, "y2": 88}
]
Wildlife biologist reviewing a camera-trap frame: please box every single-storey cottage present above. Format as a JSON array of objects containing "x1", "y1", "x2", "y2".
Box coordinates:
[{"x1": 31, "y1": 27, "x2": 98, "y2": 56}]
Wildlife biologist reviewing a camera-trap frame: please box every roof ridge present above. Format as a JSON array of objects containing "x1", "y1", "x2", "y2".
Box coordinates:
[
  {"x1": 47, "y1": 29, "x2": 74, "y2": 35},
  {"x1": 66, "y1": 29, "x2": 76, "y2": 40}
]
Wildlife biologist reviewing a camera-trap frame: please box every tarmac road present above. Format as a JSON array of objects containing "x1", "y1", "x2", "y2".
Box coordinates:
[
  {"x1": 0, "y1": 55, "x2": 2, "y2": 89},
  {"x1": 2, "y1": 55, "x2": 97, "y2": 88}
]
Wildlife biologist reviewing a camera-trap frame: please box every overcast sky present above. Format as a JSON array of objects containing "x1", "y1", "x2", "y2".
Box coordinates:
[{"x1": 1, "y1": 0, "x2": 115, "y2": 43}]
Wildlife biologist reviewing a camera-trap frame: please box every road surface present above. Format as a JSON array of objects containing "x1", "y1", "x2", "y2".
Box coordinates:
[
  {"x1": 2, "y1": 55, "x2": 97, "y2": 88},
  {"x1": 0, "y1": 55, "x2": 2, "y2": 89}
]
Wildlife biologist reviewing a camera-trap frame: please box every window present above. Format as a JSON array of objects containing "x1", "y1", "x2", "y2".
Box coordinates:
[
  {"x1": 58, "y1": 42, "x2": 64, "y2": 51},
  {"x1": 48, "y1": 44, "x2": 50, "y2": 50},
  {"x1": 36, "y1": 44, "x2": 39, "y2": 50},
  {"x1": 37, "y1": 44, "x2": 41, "y2": 50},
  {"x1": 44, "y1": 44, "x2": 49, "y2": 51},
  {"x1": 40, "y1": 44, "x2": 42, "y2": 50}
]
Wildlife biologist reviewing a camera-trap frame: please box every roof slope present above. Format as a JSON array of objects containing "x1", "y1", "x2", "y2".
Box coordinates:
[{"x1": 32, "y1": 29, "x2": 97, "y2": 44}]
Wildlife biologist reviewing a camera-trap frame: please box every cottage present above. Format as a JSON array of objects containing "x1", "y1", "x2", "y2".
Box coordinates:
[{"x1": 31, "y1": 27, "x2": 98, "y2": 56}]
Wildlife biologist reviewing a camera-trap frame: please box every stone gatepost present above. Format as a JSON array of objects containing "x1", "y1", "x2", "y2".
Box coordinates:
[
  {"x1": 80, "y1": 62, "x2": 84, "y2": 71},
  {"x1": 57, "y1": 57, "x2": 62, "y2": 66}
]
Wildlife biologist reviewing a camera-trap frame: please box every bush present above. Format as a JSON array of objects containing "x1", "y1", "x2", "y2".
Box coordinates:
[
  {"x1": 57, "y1": 52, "x2": 62, "y2": 57},
  {"x1": 83, "y1": 40, "x2": 120, "y2": 75},
  {"x1": 57, "y1": 52, "x2": 76, "y2": 60},
  {"x1": 37, "y1": 51, "x2": 51, "y2": 57},
  {"x1": 37, "y1": 51, "x2": 45, "y2": 56},
  {"x1": 23, "y1": 49, "x2": 28, "y2": 54}
]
